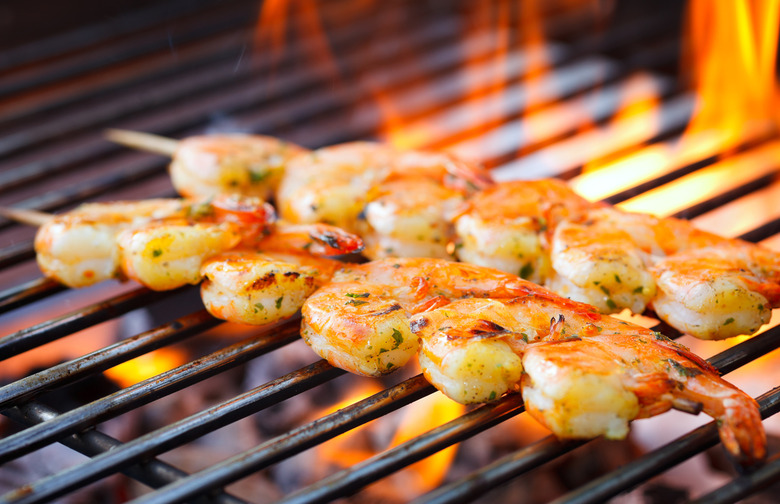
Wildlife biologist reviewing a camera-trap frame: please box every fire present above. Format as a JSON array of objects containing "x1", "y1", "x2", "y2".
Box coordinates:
[
  {"x1": 104, "y1": 348, "x2": 188, "y2": 388},
  {"x1": 574, "y1": 0, "x2": 780, "y2": 208},
  {"x1": 386, "y1": 392, "x2": 465, "y2": 493},
  {"x1": 311, "y1": 379, "x2": 464, "y2": 498},
  {"x1": 681, "y1": 0, "x2": 780, "y2": 150}
]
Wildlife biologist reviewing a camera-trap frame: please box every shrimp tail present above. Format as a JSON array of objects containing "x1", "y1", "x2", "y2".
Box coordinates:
[
  {"x1": 307, "y1": 224, "x2": 365, "y2": 255},
  {"x1": 719, "y1": 394, "x2": 766, "y2": 467}
]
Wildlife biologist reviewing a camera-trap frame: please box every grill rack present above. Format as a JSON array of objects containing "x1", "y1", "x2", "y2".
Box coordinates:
[{"x1": 1, "y1": 0, "x2": 779, "y2": 502}]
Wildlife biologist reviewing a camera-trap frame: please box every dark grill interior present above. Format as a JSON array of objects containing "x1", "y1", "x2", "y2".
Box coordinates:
[{"x1": 1, "y1": 0, "x2": 780, "y2": 502}]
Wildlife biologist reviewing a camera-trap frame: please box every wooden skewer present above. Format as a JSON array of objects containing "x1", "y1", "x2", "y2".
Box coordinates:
[
  {"x1": 105, "y1": 129, "x2": 180, "y2": 157},
  {"x1": 0, "y1": 206, "x2": 53, "y2": 226}
]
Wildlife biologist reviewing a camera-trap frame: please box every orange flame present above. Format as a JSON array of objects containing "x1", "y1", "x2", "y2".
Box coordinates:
[
  {"x1": 681, "y1": 0, "x2": 780, "y2": 150},
  {"x1": 104, "y1": 348, "x2": 188, "y2": 388}
]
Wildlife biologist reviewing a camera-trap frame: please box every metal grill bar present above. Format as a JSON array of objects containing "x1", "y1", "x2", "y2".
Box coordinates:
[
  {"x1": 123, "y1": 375, "x2": 435, "y2": 504},
  {"x1": 1, "y1": 401, "x2": 250, "y2": 504},
  {"x1": 0, "y1": 286, "x2": 169, "y2": 360},
  {"x1": 0, "y1": 1, "x2": 778, "y2": 503},
  {"x1": 690, "y1": 452, "x2": 780, "y2": 504},
  {"x1": 1, "y1": 360, "x2": 343, "y2": 504}
]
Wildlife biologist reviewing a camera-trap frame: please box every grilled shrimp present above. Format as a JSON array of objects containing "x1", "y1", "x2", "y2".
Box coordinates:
[
  {"x1": 170, "y1": 134, "x2": 309, "y2": 200},
  {"x1": 200, "y1": 223, "x2": 364, "y2": 325},
  {"x1": 547, "y1": 206, "x2": 727, "y2": 314},
  {"x1": 410, "y1": 296, "x2": 766, "y2": 467},
  {"x1": 301, "y1": 257, "x2": 566, "y2": 377},
  {"x1": 452, "y1": 179, "x2": 601, "y2": 283},
  {"x1": 276, "y1": 141, "x2": 492, "y2": 259},
  {"x1": 35, "y1": 195, "x2": 275, "y2": 289},
  {"x1": 35, "y1": 199, "x2": 192, "y2": 287},
  {"x1": 649, "y1": 242, "x2": 780, "y2": 339}
]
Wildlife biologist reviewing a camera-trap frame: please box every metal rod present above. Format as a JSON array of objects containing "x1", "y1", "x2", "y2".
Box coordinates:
[
  {"x1": 689, "y1": 452, "x2": 780, "y2": 504},
  {"x1": 0, "y1": 305, "x2": 211, "y2": 408},
  {"x1": 0, "y1": 316, "x2": 299, "y2": 463},
  {"x1": 124, "y1": 375, "x2": 436, "y2": 504},
  {"x1": 0, "y1": 401, "x2": 249, "y2": 504},
  {"x1": 0, "y1": 286, "x2": 171, "y2": 362},
  {"x1": 1, "y1": 360, "x2": 342, "y2": 504},
  {"x1": 0, "y1": 278, "x2": 64, "y2": 314},
  {"x1": 278, "y1": 393, "x2": 527, "y2": 504}
]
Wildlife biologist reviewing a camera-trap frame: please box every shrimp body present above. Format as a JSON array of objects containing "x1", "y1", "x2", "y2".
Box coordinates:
[
  {"x1": 453, "y1": 179, "x2": 601, "y2": 283},
  {"x1": 170, "y1": 135, "x2": 308, "y2": 200},
  {"x1": 34, "y1": 196, "x2": 275, "y2": 290},
  {"x1": 200, "y1": 223, "x2": 363, "y2": 325},
  {"x1": 410, "y1": 295, "x2": 766, "y2": 466},
  {"x1": 522, "y1": 329, "x2": 765, "y2": 467},
  {"x1": 117, "y1": 219, "x2": 244, "y2": 291},
  {"x1": 277, "y1": 142, "x2": 491, "y2": 259},
  {"x1": 650, "y1": 243, "x2": 780, "y2": 339},
  {"x1": 34, "y1": 199, "x2": 188, "y2": 287},
  {"x1": 301, "y1": 258, "x2": 561, "y2": 377}
]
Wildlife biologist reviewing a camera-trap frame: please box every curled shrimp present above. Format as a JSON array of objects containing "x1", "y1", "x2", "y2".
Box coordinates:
[
  {"x1": 106, "y1": 129, "x2": 308, "y2": 200},
  {"x1": 649, "y1": 242, "x2": 780, "y2": 339},
  {"x1": 34, "y1": 195, "x2": 275, "y2": 290},
  {"x1": 409, "y1": 296, "x2": 766, "y2": 467},
  {"x1": 301, "y1": 257, "x2": 578, "y2": 377},
  {"x1": 454, "y1": 178, "x2": 780, "y2": 340},
  {"x1": 200, "y1": 223, "x2": 364, "y2": 326},
  {"x1": 452, "y1": 179, "x2": 601, "y2": 283},
  {"x1": 277, "y1": 142, "x2": 492, "y2": 259}
]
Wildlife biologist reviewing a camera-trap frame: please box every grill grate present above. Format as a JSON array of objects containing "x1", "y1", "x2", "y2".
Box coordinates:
[{"x1": 1, "y1": 0, "x2": 779, "y2": 503}]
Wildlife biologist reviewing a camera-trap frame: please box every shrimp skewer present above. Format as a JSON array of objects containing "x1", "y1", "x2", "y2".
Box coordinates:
[
  {"x1": 11, "y1": 195, "x2": 275, "y2": 289},
  {"x1": 455, "y1": 178, "x2": 780, "y2": 340},
  {"x1": 106, "y1": 129, "x2": 308, "y2": 200},
  {"x1": 277, "y1": 142, "x2": 493, "y2": 260},
  {"x1": 301, "y1": 257, "x2": 592, "y2": 377},
  {"x1": 410, "y1": 296, "x2": 766, "y2": 467},
  {"x1": 7, "y1": 198, "x2": 364, "y2": 326}
]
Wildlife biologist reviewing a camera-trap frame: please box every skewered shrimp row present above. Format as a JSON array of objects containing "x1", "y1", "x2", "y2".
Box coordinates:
[
  {"x1": 276, "y1": 141, "x2": 494, "y2": 260},
  {"x1": 5, "y1": 197, "x2": 363, "y2": 327},
  {"x1": 298, "y1": 258, "x2": 766, "y2": 467},
  {"x1": 453, "y1": 179, "x2": 780, "y2": 340}
]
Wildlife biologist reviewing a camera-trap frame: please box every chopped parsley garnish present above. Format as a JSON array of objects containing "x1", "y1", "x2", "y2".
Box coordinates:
[
  {"x1": 488, "y1": 391, "x2": 497, "y2": 401},
  {"x1": 152, "y1": 249, "x2": 163, "y2": 258},
  {"x1": 614, "y1": 274, "x2": 621, "y2": 283},
  {"x1": 345, "y1": 299, "x2": 369, "y2": 306},
  {"x1": 275, "y1": 296, "x2": 284, "y2": 309},
  {"x1": 345, "y1": 292, "x2": 370, "y2": 298},
  {"x1": 633, "y1": 286, "x2": 644, "y2": 294},
  {"x1": 723, "y1": 317, "x2": 735, "y2": 326},
  {"x1": 391, "y1": 328, "x2": 404, "y2": 349},
  {"x1": 605, "y1": 298, "x2": 617, "y2": 310},
  {"x1": 519, "y1": 263, "x2": 534, "y2": 280},
  {"x1": 249, "y1": 170, "x2": 270, "y2": 183}
]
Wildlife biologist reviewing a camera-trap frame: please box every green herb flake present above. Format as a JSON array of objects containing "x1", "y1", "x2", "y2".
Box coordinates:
[
  {"x1": 254, "y1": 302, "x2": 265, "y2": 311},
  {"x1": 152, "y1": 249, "x2": 163, "y2": 258},
  {"x1": 346, "y1": 292, "x2": 370, "y2": 298},
  {"x1": 519, "y1": 263, "x2": 534, "y2": 280},
  {"x1": 667, "y1": 358, "x2": 702, "y2": 378},
  {"x1": 614, "y1": 274, "x2": 621, "y2": 284},
  {"x1": 633, "y1": 286, "x2": 644, "y2": 294},
  {"x1": 249, "y1": 170, "x2": 270, "y2": 183},
  {"x1": 600, "y1": 285, "x2": 610, "y2": 296},
  {"x1": 723, "y1": 317, "x2": 735, "y2": 326},
  {"x1": 275, "y1": 296, "x2": 284, "y2": 309},
  {"x1": 606, "y1": 298, "x2": 617, "y2": 310},
  {"x1": 345, "y1": 299, "x2": 369, "y2": 306},
  {"x1": 391, "y1": 328, "x2": 404, "y2": 349},
  {"x1": 488, "y1": 391, "x2": 497, "y2": 401},
  {"x1": 520, "y1": 333, "x2": 529, "y2": 343}
]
